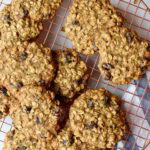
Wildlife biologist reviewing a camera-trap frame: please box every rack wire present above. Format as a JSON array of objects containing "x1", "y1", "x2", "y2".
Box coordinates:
[{"x1": 0, "y1": 0, "x2": 150, "y2": 149}]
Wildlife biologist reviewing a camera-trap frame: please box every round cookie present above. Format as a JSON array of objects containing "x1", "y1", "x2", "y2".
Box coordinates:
[
  {"x1": 69, "y1": 89, "x2": 127, "y2": 149},
  {"x1": 3, "y1": 129, "x2": 53, "y2": 150},
  {"x1": 0, "y1": 86, "x2": 16, "y2": 119},
  {"x1": 65, "y1": 0, "x2": 123, "y2": 54},
  {"x1": 96, "y1": 26, "x2": 150, "y2": 84},
  {"x1": 54, "y1": 49, "x2": 88, "y2": 99},
  {"x1": 10, "y1": 86, "x2": 64, "y2": 140},
  {"x1": 0, "y1": 42, "x2": 55, "y2": 94},
  {"x1": 51, "y1": 121, "x2": 100, "y2": 150},
  {"x1": 11, "y1": 0, "x2": 62, "y2": 21},
  {"x1": 0, "y1": 5, "x2": 42, "y2": 46}
]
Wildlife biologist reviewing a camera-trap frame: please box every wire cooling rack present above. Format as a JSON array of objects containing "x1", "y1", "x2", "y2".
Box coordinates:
[{"x1": 0, "y1": 0, "x2": 150, "y2": 149}]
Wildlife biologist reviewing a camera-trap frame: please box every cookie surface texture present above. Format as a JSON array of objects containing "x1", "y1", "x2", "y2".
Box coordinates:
[
  {"x1": 54, "y1": 49, "x2": 88, "y2": 99},
  {"x1": 10, "y1": 86, "x2": 64, "y2": 140},
  {"x1": 65, "y1": 0, "x2": 123, "y2": 54},
  {"x1": 69, "y1": 89, "x2": 127, "y2": 148},
  {"x1": 96, "y1": 26, "x2": 150, "y2": 84},
  {"x1": 3, "y1": 129, "x2": 53, "y2": 150},
  {"x1": 11, "y1": 0, "x2": 62, "y2": 21},
  {"x1": 0, "y1": 86, "x2": 16, "y2": 119},
  {"x1": 0, "y1": 5, "x2": 42, "y2": 46},
  {"x1": 51, "y1": 121, "x2": 99, "y2": 150},
  {"x1": 0, "y1": 42, "x2": 55, "y2": 94}
]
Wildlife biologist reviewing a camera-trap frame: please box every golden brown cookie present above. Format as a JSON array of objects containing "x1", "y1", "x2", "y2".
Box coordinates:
[
  {"x1": 96, "y1": 26, "x2": 150, "y2": 84},
  {"x1": 54, "y1": 49, "x2": 88, "y2": 99},
  {"x1": 65, "y1": 0, "x2": 123, "y2": 54},
  {"x1": 10, "y1": 86, "x2": 64, "y2": 140},
  {"x1": 0, "y1": 42, "x2": 55, "y2": 95},
  {"x1": 0, "y1": 5, "x2": 42, "y2": 46},
  {"x1": 69, "y1": 89, "x2": 127, "y2": 149}
]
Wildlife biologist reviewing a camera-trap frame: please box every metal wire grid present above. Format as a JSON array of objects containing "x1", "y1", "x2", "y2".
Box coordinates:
[{"x1": 0, "y1": 0, "x2": 150, "y2": 149}]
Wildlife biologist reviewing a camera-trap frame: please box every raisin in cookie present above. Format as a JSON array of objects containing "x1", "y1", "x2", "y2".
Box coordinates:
[
  {"x1": 69, "y1": 89, "x2": 127, "y2": 149},
  {"x1": 0, "y1": 42, "x2": 55, "y2": 95},
  {"x1": 95, "y1": 26, "x2": 150, "y2": 84},
  {"x1": 3, "y1": 129, "x2": 53, "y2": 150},
  {"x1": 65, "y1": 0, "x2": 123, "y2": 54},
  {"x1": 10, "y1": 86, "x2": 64, "y2": 140},
  {"x1": 51, "y1": 121, "x2": 100, "y2": 150},
  {"x1": 11, "y1": 0, "x2": 62, "y2": 21},
  {"x1": 54, "y1": 49, "x2": 88, "y2": 99},
  {"x1": 0, "y1": 86, "x2": 16, "y2": 119},
  {"x1": 0, "y1": 5, "x2": 42, "y2": 46}
]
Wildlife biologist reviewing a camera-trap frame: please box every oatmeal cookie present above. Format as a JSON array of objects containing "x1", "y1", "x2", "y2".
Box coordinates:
[
  {"x1": 0, "y1": 86, "x2": 16, "y2": 119},
  {"x1": 10, "y1": 86, "x2": 64, "y2": 139},
  {"x1": 3, "y1": 129, "x2": 53, "y2": 150},
  {"x1": 54, "y1": 49, "x2": 88, "y2": 99},
  {"x1": 0, "y1": 5, "x2": 42, "y2": 46},
  {"x1": 69, "y1": 89, "x2": 127, "y2": 149},
  {"x1": 50, "y1": 121, "x2": 100, "y2": 150},
  {"x1": 0, "y1": 42, "x2": 55, "y2": 94},
  {"x1": 11, "y1": 0, "x2": 62, "y2": 21},
  {"x1": 96, "y1": 26, "x2": 150, "y2": 84},
  {"x1": 65, "y1": 0, "x2": 123, "y2": 54}
]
